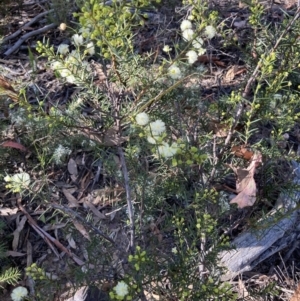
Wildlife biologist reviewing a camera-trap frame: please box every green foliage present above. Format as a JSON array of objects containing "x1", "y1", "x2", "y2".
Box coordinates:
[
  {"x1": 2, "y1": 0, "x2": 300, "y2": 300},
  {"x1": 75, "y1": 0, "x2": 161, "y2": 58},
  {"x1": 0, "y1": 267, "x2": 21, "y2": 288}
]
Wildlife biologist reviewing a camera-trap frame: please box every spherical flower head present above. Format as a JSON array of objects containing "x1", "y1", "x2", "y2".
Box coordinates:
[
  {"x1": 180, "y1": 20, "x2": 192, "y2": 32},
  {"x1": 172, "y1": 247, "x2": 178, "y2": 254},
  {"x1": 168, "y1": 65, "x2": 181, "y2": 79},
  {"x1": 59, "y1": 68, "x2": 72, "y2": 78},
  {"x1": 4, "y1": 175, "x2": 12, "y2": 182},
  {"x1": 198, "y1": 47, "x2": 206, "y2": 55},
  {"x1": 204, "y1": 25, "x2": 216, "y2": 39},
  {"x1": 57, "y1": 44, "x2": 69, "y2": 55},
  {"x1": 158, "y1": 142, "x2": 178, "y2": 158},
  {"x1": 182, "y1": 29, "x2": 194, "y2": 41},
  {"x1": 86, "y1": 42, "x2": 95, "y2": 55},
  {"x1": 6, "y1": 173, "x2": 31, "y2": 193},
  {"x1": 51, "y1": 61, "x2": 64, "y2": 71},
  {"x1": 186, "y1": 50, "x2": 198, "y2": 64},
  {"x1": 72, "y1": 34, "x2": 84, "y2": 46},
  {"x1": 149, "y1": 120, "x2": 166, "y2": 136},
  {"x1": 163, "y1": 45, "x2": 172, "y2": 53},
  {"x1": 11, "y1": 286, "x2": 28, "y2": 301},
  {"x1": 135, "y1": 112, "x2": 149, "y2": 126},
  {"x1": 192, "y1": 37, "x2": 204, "y2": 49},
  {"x1": 147, "y1": 136, "x2": 159, "y2": 144},
  {"x1": 59, "y1": 23, "x2": 67, "y2": 31},
  {"x1": 66, "y1": 50, "x2": 81, "y2": 65},
  {"x1": 114, "y1": 281, "x2": 129, "y2": 297}
]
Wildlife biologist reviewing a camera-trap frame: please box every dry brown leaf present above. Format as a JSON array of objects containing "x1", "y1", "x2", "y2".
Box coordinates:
[
  {"x1": 68, "y1": 158, "x2": 78, "y2": 177},
  {"x1": 231, "y1": 145, "x2": 254, "y2": 160},
  {"x1": 83, "y1": 198, "x2": 106, "y2": 219},
  {"x1": 1, "y1": 141, "x2": 27, "y2": 152},
  {"x1": 225, "y1": 65, "x2": 239, "y2": 82},
  {"x1": 6, "y1": 250, "x2": 26, "y2": 257},
  {"x1": 0, "y1": 76, "x2": 19, "y2": 102},
  {"x1": 208, "y1": 120, "x2": 229, "y2": 137},
  {"x1": 66, "y1": 233, "x2": 77, "y2": 249},
  {"x1": 238, "y1": 278, "x2": 249, "y2": 298},
  {"x1": 290, "y1": 283, "x2": 300, "y2": 301},
  {"x1": 234, "y1": 20, "x2": 247, "y2": 28},
  {"x1": 229, "y1": 152, "x2": 262, "y2": 208},
  {"x1": 149, "y1": 222, "x2": 163, "y2": 242},
  {"x1": 73, "y1": 220, "x2": 91, "y2": 241},
  {"x1": 12, "y1": 215, "x2": 27, "y2": 251},
  {"x1": 62, "y1": 188, "x2": 79, "y2": 207},
  {"x1": 0, "y1": 207, "x2": 18, "y2": 216}
]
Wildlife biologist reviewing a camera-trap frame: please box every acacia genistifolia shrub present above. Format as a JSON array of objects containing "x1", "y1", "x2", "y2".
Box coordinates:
[{"x1": 3, "y1": 0, "x2": 300, "y2": 299}]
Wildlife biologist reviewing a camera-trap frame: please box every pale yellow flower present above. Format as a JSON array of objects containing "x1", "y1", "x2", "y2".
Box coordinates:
[
  {"x1": 186, "y1": 50, "x2": 198, "y2": 64},
  {"x1": 136, "y1": 112, "x2": 149, "y2": 126},
  {"x1": 11, "y1": 286, "x2": 28, "y2": 301},
  {"x1": 72, "y1": 34, "x2": 84, "y2": 46},
  {"x1": 168, "y1": 65, "x2": 181, "y2": 79},
  {"x1": 57, "y1": 44, "x2": 69, "y2": 55},
  {"x1": 158, "y1": 142, "x2": 178, "y2": 158},
  {"x1": 86, "y1": 42, "x2": 95, "y2": 55},
  {"x1": 59, "y1": 23, "x2": 67, "y2": 31},
  {"x1": 182, "y1": 29, "x2": 194, "y2": 41},
  {"x1": 180, "y1": 20, "x2": 192, "y2": 32},
  {"x1": 114, "y1": 281, "x2": 129, "y2": 297},
  {"x1": 149, "y1": 120, "x2": 166, "y2": 136},
  {"x1": 192, "y1": 37, "x2": 204, "y2": 49},
  {"x1": 205, "y1": 25, "x2": 216, "y2": 39},
  {"x1": 163, "y1": 45, "x2": 172, "y2": 53}
]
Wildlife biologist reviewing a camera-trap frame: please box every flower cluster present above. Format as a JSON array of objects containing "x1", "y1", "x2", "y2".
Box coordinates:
[
  {"x1": 179, "y1": 19, "x2": 217, "y2": 64},
  {"x1": 168, "y1": 65, "x2": 182, "y2": 79},
  {"x1": 109, "y1": 281, "x2": 129, "y2": 300},
  {"x1": 135, "y1": 113, "x2": 179, "y2": 158},
  {"x1": 50, "y1": 32, "x2": 94, "y2": 85},
  {"x1": 4, "y1": 172, "x2": 31, "y2": 193},
  {"x1": 11, "y1": 286, "x2": 28, "y2": 301}
]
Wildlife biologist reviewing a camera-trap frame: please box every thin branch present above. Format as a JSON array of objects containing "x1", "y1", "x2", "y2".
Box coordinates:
[
  {"x1": 50, "y1": 203, "x2": 116, "y2": 245},
  {"x1": 118, "y1": 146, "x2": 135, "y2": 252},
  {"x1": 2, "y1": 9, "x2": 54, "y2": 44},
  {"x1": 4, "y1": 23, "x2": 57, "y2": 56}
]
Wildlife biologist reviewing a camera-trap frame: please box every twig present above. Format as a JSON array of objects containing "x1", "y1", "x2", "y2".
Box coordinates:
[
  {"x1": 16, "y1": 198, "x2": 82, "y2": 262},
  {"x1": 2, "y1": 9, "x2": 54, "y2": 44},
  {"x1": 4, "y1": 23, "x2": 57, "y2": 56},
  {"x1": 118, "y1": 146, "x2": 135, "y2": 252},
  {"x1": 50, "y1": 203, "x2": 116, "y2": 245}
]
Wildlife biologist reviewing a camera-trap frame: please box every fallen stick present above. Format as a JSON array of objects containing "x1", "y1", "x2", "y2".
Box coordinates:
[
  {"x1": 1, "y1": 9, "x2": 54, "y2": 44},
  {"x1": 218, "y1": 160, "x2": 300, "y2": 281},
  {"x1": 4, "y1": 23, "x2": 57, "y2": 56}
]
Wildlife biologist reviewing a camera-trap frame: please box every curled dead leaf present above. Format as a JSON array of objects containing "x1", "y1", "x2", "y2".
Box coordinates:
[
  {"x1": 231, "y1": 145, "x2": 254, "y2": 160},
  {"x1": 73, "y1": 220, "x2": 91, "y2": 241},
  {"x1": 229, "y1": 152, "x2": 262, "y2": 208},
  {"x1": 0, "y1": 76, "x2": 19, "y2": 102},
  {"x1": 62, "y1": 188, "x2": 79, "y2": 207}
]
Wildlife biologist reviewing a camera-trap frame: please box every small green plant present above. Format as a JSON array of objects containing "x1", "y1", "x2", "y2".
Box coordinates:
[{"x1": 0, "y1": 220, "x2": 21, "y2": 289}]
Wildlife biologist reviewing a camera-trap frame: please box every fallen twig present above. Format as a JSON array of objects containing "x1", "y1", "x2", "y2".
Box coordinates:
[
  {"x1": 4, "y1": 23, "x2": 57, "y2": 56},
  {"x1": 1, "y1": 9, "x2": 54, "y2": 44}
]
